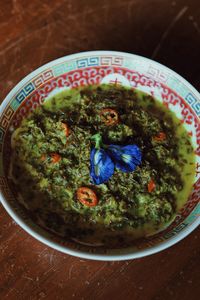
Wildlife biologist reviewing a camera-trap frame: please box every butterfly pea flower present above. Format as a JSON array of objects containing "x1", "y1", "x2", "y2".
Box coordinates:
[
  {"x1": 90, "y1": 133, "x2": 114, "y2": 185},
  {"x1": 90, "y1": 148, "x2": 114, "y2": 185},
  {"x1": 107, "y1": 144, "x2": 142, "y2": 173},
  {"x1": 90, "y1": 133, "x2": 142, "y2": 185}
]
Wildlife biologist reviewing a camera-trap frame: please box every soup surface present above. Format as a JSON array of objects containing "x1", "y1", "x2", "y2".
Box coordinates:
[{"x1": 10, "y1": 85, "x2": 195, "y2": 246}]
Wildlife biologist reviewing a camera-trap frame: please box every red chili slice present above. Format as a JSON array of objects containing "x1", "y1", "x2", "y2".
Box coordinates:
[
  {"x1": 100, "y1": 108, "x2": 119, "y2": 126},
  {"x1": 153, "y1": 132, "x2": 166, "y2": 141},
  {"x1": 148, "y1": 179, "x2": 156, "y2": 193},
  {"x1": 77, "y1": 187, "x2": 98, "y2": 207},
  {"x1": 62, "y1": 123, "x2": 70, "y2": 137},
  {"x1": 51, "y1": 153, "x2": 61, "y2": 163}
]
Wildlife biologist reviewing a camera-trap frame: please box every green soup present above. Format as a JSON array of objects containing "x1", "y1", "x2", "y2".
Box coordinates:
[{"x1": 11, "y1": 84, "x2": 195, "y2": 246}]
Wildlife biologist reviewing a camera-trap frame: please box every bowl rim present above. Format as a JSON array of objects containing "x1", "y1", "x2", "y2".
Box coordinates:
[{"x1": 0, "y1": 50, "x2": 199, "y2": 261}]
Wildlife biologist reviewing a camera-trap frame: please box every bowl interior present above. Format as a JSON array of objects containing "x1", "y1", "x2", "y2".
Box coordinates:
[{"x1": 0, "y1": 51, "x2": 199, "y2": 259}]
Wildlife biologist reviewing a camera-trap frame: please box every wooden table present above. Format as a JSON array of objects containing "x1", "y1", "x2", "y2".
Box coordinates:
[{"x1": 0, "y1": 0, "x2": 199, "y2": 299}]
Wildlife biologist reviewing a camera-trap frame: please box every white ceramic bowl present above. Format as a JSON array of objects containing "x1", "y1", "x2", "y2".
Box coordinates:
[{"x1": 0, "y1": 51, "x2": 199, "y2": 260}]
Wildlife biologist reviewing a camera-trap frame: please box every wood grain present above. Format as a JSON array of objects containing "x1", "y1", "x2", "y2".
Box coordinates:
[{"x1": 0, "y1": 0, "x2": 199, "y2": 299}]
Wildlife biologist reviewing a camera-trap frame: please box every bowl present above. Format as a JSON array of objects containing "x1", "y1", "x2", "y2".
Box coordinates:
[{"x1": 0, "y1": 51, "x2": 199, "y2": 260}]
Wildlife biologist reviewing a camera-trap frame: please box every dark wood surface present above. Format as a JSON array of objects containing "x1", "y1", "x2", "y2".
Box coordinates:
[{"x1": 0, "y1": 0, "x2": 199, "y2": 299}]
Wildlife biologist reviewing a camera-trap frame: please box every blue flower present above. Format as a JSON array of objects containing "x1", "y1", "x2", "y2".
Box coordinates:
[
  {"x1": 89, "y1": 133, "x2": 142, "y2": 185},
  {"x1": 90, "y1": 148, "x2": 115, "y2": 185},
  {"x1": 107, "y1": 144, "x2": 142, "y2": 173}
]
